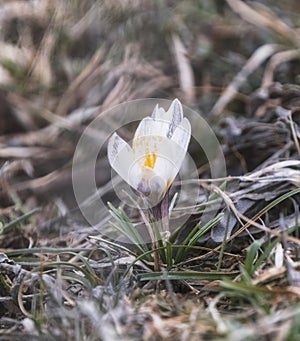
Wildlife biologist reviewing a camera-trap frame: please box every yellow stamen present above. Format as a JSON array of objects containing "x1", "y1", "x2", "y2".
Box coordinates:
[{"x1": 144, "y1": 152, "x2": 157, "y2": 168}]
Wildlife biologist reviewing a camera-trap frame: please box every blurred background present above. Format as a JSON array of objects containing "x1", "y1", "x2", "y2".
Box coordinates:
[{"x1": 1, "y1": 0, "x2": 299, "y2": 192}]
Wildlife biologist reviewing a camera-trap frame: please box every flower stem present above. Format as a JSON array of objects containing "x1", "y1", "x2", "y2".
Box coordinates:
[{"x1": 151, "y1": 190, "x2": 170, "y2": 238}]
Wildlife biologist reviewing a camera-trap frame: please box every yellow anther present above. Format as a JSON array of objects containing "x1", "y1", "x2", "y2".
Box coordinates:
[{"x1": 144, "y1": 152, "x2": 157, "y2": 168}]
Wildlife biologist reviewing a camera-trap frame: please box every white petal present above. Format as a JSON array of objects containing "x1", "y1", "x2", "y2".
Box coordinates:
[
  {"x1": 152, "y1": 99, "x2": 183, "y2": 122},
  {"x1": 171, "y1": 117, "x2": 191, "y2": 153},
  {"x1": 167, "y1": 98, "x2": 184, "y2": 138},
  {"x1": 107, "y1": 132, "x2": 134, "y2": 184},
  {"x1": 134, "y1": 99, "x2": 186, "y2": 141},
  {"x1": 134, "y1": 117, "x2": 169, "y2": 140},
  {"x1": 152, "y1": 157, "x2": 177, "y2": 189},
  {"x1": 152, "y1": 141, "x2": 185, "y2": 188},
  {"x1": 132, "y1": 134, "x2": 172, "y2": 166},
  {"x1": 150, "y1": 104, "x2": 160, "y2": 119},
  {"x1": 149, "y1": 99, "x2": 184, "y2": 137},
  {"x1": 157, "y1": 118, "x2": 191, "y2": 185},
  {"x1": 153, "y1": 117, "x2": 190, "y2": 188}
]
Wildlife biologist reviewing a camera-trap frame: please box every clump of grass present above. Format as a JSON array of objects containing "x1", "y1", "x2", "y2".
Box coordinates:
[{"x1": 107, "y1": 201, "x2": 223, "y2": 264}]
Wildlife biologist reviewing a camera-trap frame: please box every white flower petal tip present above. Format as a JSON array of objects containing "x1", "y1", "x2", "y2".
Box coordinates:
[
  {"x1": 107, "y1": 132, "x2": 135, "y2": 185},
  {"x1": 166, "y1": 98, "x2": 184, "y2": 136},
  {"x1": 107, "y1": 99, "x2": 191, "y2": 205}
]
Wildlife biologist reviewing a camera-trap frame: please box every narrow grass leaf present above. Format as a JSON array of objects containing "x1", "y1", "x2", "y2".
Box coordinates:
[
  {"x1": 244, "y1": 240, "x2": 264, "y2": 276},
  {"x1": 1, "y1": 208, "x2": 40, "y2": 234}
]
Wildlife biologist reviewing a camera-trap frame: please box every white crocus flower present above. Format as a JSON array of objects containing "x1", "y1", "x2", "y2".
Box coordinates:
[{"x1": 107, "y1": 99, "x2": 191, "y2": 206}]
